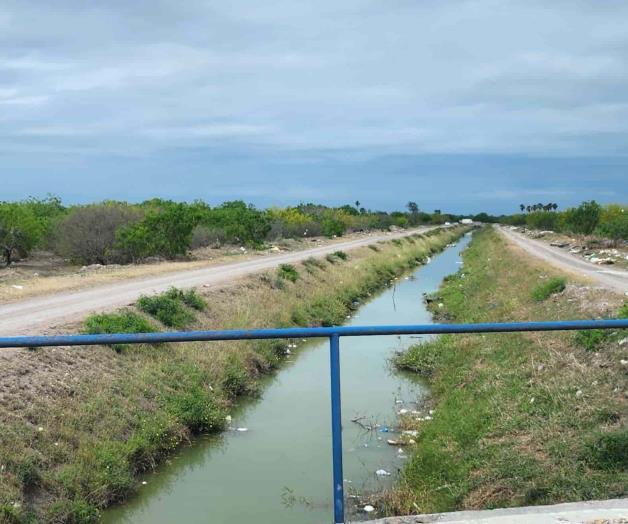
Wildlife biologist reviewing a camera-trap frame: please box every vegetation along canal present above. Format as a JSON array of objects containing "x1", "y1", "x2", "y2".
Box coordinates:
[{"x1": 103, "y1": 234, "x2": 472, "y2": 524}]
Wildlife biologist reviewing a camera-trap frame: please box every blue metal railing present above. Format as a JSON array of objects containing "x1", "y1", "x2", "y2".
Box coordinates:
[{"x1": 2, "y1": 318, "x2": 627, "y2": 523}]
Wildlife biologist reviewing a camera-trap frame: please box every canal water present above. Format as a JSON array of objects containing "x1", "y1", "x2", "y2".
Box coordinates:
[{"x1": 103, "y1": 235, "x2": 471, "y2": 524}]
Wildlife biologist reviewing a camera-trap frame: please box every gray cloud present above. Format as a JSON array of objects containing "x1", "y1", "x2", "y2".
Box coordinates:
[{"x1": 1, "y1": 0, "x2": 627, "y2": 210}]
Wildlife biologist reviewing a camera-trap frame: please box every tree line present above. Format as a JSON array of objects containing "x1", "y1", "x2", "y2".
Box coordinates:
[
  {"x1": 0, "y1": 197, "x2": 463, "y2": 266},
  {"x1": 505, "y1": 200, "x2": 627, "y2": 242},
  {"x1": 519, "y1": 203, "x2": 559, "y2": 213}
]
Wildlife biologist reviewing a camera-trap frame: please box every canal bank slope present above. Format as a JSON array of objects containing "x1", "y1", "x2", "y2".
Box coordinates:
[
  {"x1": 0, "y1": 227, "x2": 467, "y2": 523},
  {"x1": 388, "y1": 227, "x2": 627, "y2": 517}
]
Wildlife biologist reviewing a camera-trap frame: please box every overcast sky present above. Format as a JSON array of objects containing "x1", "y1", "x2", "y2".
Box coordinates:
[{"x1": 1, "y1": 0, "x2": 627, "y2": 213}]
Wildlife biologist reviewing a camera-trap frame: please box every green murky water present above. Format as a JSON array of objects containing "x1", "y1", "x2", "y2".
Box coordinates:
[{"x1": 103, "y1": 235, "x2": 471, "y2": 523}]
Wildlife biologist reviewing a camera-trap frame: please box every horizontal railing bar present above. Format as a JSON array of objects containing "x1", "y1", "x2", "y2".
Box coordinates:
[{"x1": 1, "y1": 320, "x2": 627, "y2": 348}]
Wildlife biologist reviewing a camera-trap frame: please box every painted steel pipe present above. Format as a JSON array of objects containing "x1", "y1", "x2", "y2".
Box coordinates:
[
  {"x1": 2, "y1": 319, "x2": 627, "y2": 523},
  {"x1": 1, "y1": 319, "x2": 627, "y2": 348},
  {"x1": 329, "y1": 334, "x2": 345, "y2": 524}
]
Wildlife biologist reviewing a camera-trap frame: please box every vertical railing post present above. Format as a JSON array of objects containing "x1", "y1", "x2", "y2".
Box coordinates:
[{"x1": 329, "y1": 333, "x2": 345, "y2": 523}]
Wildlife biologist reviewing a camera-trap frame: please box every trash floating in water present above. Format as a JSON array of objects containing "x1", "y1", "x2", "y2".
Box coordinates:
[
  {"x1": 236, "y1": 427, "x2": 248, "y2": 432},
  {"x1": 141, "y1": 481, "x2": 147, "y2": 485},
  {"x1": 363, "y1": 505, "x2": 375, "y2": 513},
  {"x1": 378, "y1": 426, "x2": 389, "y2": 433},
  {"x1": 225, "y1": 415, "x2": 232, "y2": 423},
  {"x1": 398, "y1": 408, "x2": 409, "y2": 415},
  {"x1": 375, "y1": 469, "x2": 391, "y2": 477}
]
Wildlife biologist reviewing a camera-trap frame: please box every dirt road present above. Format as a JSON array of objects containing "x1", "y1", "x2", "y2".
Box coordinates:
[
  {"x1": 0, "y1": 228, "x2": 436, "y2": 336},
  {"x1": 499, "y1": 226, "x2": 628, "y2": 295}
]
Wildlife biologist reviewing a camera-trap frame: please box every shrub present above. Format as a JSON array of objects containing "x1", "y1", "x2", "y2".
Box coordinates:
[
  {"x1": 84, "y1": 311, "x2": 155, "y2": 352},
  {"x1": 116, "y1": 202, "x2": 197, "y2": 261},
  {"x1": 526, "y1": 211, "x2": 558, "y2": 231},
  {"x1": 368, "y1": 244, "x2": 380, "y2": 252},
  {"x1": 201, "y1": 200, "x2": 270, "y2": 246},
  {"x1": 137, "y1": 294, "x2": 195, "y2": 328},
  {"x1": 0, "y1": 202, "x2": 44, "y2": 265},
  {"x1": 190, "y1": 225, "x2": 226, "y2": 249},
  {"x1": 321, "y1": 217, "x2": 345, "y2": 237},
  {"x1": 55, "y1": 202, "x2": 142, "y2": 264},
  {"x1": 531, "y1": 277, "x2": 566, "y2": 301},
  {"x1": 561, "y1": 200, "x2": 601, "y2": 235},
  {"x1": 332, "y1": 250, "x2": 348, "y2": 260},
  {"x1": 596, "y1": 214, "x2": 628, "y2": 244},
  {"x1": 277, "y1": 264, "x2": 299, "y2": 282}
]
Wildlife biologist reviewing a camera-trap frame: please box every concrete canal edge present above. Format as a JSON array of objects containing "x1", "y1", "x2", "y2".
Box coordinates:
[{"x1": 371, "y1": 498, "x2": 628, "y2": 523}]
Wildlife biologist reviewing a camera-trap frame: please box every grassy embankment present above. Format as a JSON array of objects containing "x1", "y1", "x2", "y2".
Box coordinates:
[
  {"x1": 0, "y1": 226, "x2": 467, "y2": 523},
  {"x1": 387, "y1": 227, "x2": 627, "y2": 515}
]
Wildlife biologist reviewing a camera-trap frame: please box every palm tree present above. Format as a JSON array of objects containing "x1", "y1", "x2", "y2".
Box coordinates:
[
  {"x1": 520, "y1": 204, "x2": 525, "y2": 212},
  {"x1": 552, "y1": 203, "x2": 558, "y2": 211},
  {"x1": 526, "y1": 205, "x2": 531, "y2": 213}
]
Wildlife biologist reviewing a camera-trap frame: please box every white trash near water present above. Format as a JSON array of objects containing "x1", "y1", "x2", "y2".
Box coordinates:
[
  {"x1": 363, "y1": 505, "x2": 375, "y2": 513},
  {"x1": 375, "y1": 469, "x2": 391, "y2": 477}
]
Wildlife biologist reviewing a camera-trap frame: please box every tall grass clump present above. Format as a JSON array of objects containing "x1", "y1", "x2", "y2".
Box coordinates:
[
  {"x1": 84, "y1": 310, "x2": 155, "y2": 352},
  {"x1": 163, "y1": 287, "x2": 207, "y2": 311},
  {"x1": 302, "y1": 257, "x2": 326, "y2": 273},
  {"x1": 277, "y1": 263, "x2": 299, "y2": 282},
  {"x1": 137, "y1": 291, "x2": 195, "y2": 328},
  {"x1": 531, "y1": 276, "x2": 566, "y2": 301}
]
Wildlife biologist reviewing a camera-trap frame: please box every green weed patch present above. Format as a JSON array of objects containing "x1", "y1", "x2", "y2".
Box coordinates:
[
  {"x1": 137, "y1": 291, "x2": 196, "y2": 328},
  {"x1": 84, "y1": 310, "x2": 156, "y2": 352},
  {"x1": 277, "y1": 263, "x2": 299, "y2": 282},
  {"x1": 531, "y1": 276, "x2": 566, "y2": 301}
]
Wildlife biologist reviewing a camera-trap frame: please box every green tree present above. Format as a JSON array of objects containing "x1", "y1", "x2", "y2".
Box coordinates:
[
  {"x1": 321, "y1": 216, "x2": 345, "y2": 237},
  {"x1": 563, "y1": 200, "x2": 601, "y2": 235},
  {"x1": 596, "y1": 209, "x2": 628, "y2": 244},
  {"x1": 0, "y1": 203, "x2": 43, "y2": 265},
  {"x1": 119, "y1": 202, "x2": 198, "y2": 260},
  {"x1": 202, "y1": 201, "x2": 271, "y2": 246}
]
